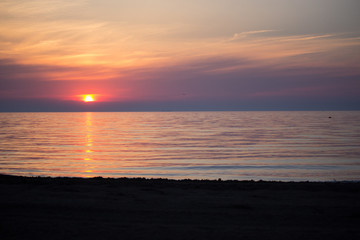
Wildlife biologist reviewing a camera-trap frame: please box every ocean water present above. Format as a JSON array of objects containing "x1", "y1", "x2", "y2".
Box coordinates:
[{"x1": 0, "y1": 111, "x2": 360, "y2": 181}]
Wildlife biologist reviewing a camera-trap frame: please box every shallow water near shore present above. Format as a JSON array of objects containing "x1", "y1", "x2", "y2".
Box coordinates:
[{"x1": 1, "y1": 111, "x2": 360, "y2": 181}]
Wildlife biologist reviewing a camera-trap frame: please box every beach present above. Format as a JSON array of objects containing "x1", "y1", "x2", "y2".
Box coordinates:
[{"x1": 1, "y1": 174, "x2": 359, "y2": 240}]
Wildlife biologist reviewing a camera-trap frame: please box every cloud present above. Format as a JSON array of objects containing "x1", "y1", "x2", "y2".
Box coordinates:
[
  {"x1": 229, "y1": 30, "x2": 276, "y2": 41},
  {"x1": 0, "y1": 0, "x2": 86, "y2": 16}
]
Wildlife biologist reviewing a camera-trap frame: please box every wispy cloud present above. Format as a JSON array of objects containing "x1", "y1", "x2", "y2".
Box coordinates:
[
  {"x1": 229, "y1": 30, "x2": 276, "y2": 41},
  {"x1": 0, "y1": 0, "x2": 87, "y2": 16}
]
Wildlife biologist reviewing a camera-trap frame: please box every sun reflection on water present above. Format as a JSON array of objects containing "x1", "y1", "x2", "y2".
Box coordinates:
[{"x1": 83, "y1": 112, "x2": 94, "y2": 176}]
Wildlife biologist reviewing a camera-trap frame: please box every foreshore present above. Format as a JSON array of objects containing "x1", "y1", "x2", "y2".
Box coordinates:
[{"x1": 1, "y1": 174, "x2": 360, "y2": 240}]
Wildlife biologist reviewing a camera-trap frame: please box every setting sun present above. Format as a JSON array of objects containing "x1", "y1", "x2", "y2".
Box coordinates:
[{"x1": 83, "y1": 95, "x2": 94, "y2": 102}]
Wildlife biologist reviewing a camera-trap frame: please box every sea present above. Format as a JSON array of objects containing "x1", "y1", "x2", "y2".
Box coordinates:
[{"x1": 1, "y1": 111, "x2": 360, "y2": 181}]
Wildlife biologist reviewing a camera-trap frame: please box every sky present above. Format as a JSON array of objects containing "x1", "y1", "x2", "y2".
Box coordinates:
[{"x1": 0, "y1": 0, "x2": 359, "y2": 111}]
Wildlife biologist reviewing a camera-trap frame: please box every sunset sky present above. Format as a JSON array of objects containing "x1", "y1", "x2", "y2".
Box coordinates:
[{"x1": 1, "y1": 0, "x2": 359, "y2": 111}]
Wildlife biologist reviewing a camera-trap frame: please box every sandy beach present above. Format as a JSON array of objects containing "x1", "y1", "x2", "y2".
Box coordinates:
[{"x1": 1, "y1": 174, "x2": 360, "y2": 240}]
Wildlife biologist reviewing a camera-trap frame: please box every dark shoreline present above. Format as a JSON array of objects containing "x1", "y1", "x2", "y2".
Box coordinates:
[{"x1": 1, "y1": 174, "x2": 360, "y2": 239}]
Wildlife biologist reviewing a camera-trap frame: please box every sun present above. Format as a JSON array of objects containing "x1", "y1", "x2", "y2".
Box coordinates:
[{"x1": 83, "y1": 95, "x2": 94, "y2": 102}]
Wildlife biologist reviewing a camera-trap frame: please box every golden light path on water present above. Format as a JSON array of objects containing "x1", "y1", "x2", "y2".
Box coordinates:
[
  {"x1": 0, "y1": 111, "x2": 360, "y2": 181},
  {"x1": 83, "y1": 112, "x2": 94, "y2": 176}
]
